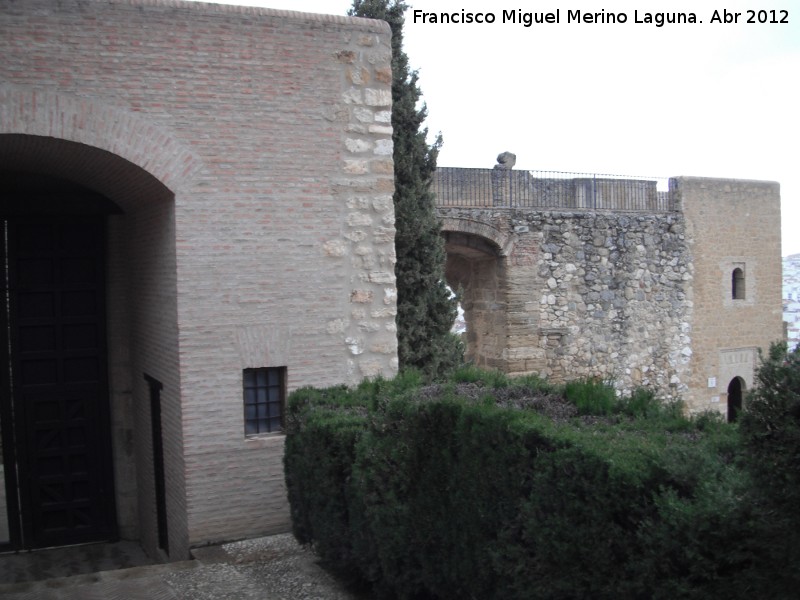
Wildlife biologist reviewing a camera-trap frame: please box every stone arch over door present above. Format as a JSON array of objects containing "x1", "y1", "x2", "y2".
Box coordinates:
[
  {"x1": 441, "y1": 226, "x2": 509, "y2": 370},
  {"x1": 439, "y1": 216, "x2": 515, "y2": 258},
  {"x1": 0, "y1": 90, "x2": 202, "y2": 558},
  {"x1": 727, "y1": 376, "x2": 745, "y2": 423},
  {"x1": 440, "y1": 213, "x2": 547, "y2": 376},
  {"x1": 718, "y1": 348, "x2": 757, "y2": 423}
]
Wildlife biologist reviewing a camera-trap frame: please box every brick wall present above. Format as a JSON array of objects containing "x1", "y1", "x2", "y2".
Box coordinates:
[{"x1": 1, "y1": 0, "x2": 396, "y2": 557}]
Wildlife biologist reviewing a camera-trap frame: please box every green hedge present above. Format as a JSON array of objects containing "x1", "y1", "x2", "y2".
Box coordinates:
[
  {"x1": 738, "y1": 343, "x2": 800, "y2": 596},
  {"x1": 284, "y1": 370, "x2": 756, "y2": 599}
]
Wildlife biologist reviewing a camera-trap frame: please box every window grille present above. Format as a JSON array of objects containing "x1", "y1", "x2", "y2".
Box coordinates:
[{"x1": 243, "y1": 367, "x2": 285, "y2": 435}]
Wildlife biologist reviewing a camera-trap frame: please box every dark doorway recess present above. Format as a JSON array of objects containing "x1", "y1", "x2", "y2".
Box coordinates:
[
  {"x1": 1, "y1": 176, "x2": 120, "y2": 551},
  {"x1": 727, "y1": 377, "x2": 744, "y2": 423},
  {"x1": 145, "y1": 374, "x2": 169, "y2": 556}
]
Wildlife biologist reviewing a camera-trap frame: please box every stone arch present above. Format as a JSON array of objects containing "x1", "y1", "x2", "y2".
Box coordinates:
[
  {"x1": 440, "y1": 219, "x2": 511, "y2": 371},
  {"x1": 440, "y1": 216, "x2": 515, "y2": 257}
]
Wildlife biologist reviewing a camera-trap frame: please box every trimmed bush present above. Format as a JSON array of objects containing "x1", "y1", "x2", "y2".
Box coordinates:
[
  {"x1": 283, "y1": 386, "x2": 368, "y2": 581},
  {"x1": 284, "y1": 370, "x2": 754, "y2": 599}
]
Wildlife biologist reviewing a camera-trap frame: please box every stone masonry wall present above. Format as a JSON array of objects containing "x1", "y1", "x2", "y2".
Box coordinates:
[
  {"x1": 441, "y1": 174, "x2": 783, "y2": 414},
  {"x1": 527, "y1": 210, "x2": 692, "y2": 396},
  {"x1": 440, "y1": 208, "x2": 693, "y2": 398}
]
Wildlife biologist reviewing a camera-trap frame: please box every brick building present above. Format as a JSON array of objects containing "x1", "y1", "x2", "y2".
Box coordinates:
[
  {"x1": 0, "y1": 0, "x2": 784, "y2": 565},
  {"x1": 0, "y1": 0, "x2": 397, "y2": 560}
]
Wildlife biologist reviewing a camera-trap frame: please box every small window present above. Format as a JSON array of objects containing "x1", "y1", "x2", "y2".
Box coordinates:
[
  {"x1": 732, "y1": 267, "x2": 745, "y2": 300},
  {"x1": 243, "y1": 367, "x2": 286, "y2": 435}
]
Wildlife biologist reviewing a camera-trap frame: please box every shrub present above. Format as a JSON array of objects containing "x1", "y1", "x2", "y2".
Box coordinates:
[
  {"x1": 614, "y1": 386, "x2": 653, "y2": 416},
  {"x1": 630, "y1": 443, "x2": 757, "y2": 600},
  {"x1": 452, "y1": 364, "x2": 509, "y2": 387},
  {"x1": 492, "y1": 440, "x2": 652, "y2": 599},
  {"x1": 284, "y1": 369, "x2": 750, "y2": 599},
  {"x1": 740, "y1": 343, "x2": 800, "y2": 492},
  {"x1": 738, "y1": 342, "x2": 800, "y2": 595},
  {"x1": 564, "y1": 377, "x2": 616, "y2": 415}
]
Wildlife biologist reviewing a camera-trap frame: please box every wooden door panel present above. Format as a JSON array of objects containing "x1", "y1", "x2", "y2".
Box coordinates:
[{"x1": 3, "y1": 216, "x2": 116, "y2": 549}]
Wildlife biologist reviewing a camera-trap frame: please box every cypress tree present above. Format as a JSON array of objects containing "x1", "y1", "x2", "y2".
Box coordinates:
[{"x1": 349, "y1": 0, "x2": 462, "y2": 380}]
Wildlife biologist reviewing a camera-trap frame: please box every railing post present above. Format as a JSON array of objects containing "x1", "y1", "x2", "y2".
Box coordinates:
[
  {"x1": 491, "y1": 152, "x2": 516, "y2": 207},
  {"x1": 509, "y1": 170, "x2": 513, "y2": 208}
]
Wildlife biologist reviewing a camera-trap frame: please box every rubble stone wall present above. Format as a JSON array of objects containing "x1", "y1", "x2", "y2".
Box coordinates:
[
  {"x1": 440, "y1": 175, "x2": 783, "y2": 414},
  {"x1": 441, "y1": 207, "x2": 693, "y2": 400}
]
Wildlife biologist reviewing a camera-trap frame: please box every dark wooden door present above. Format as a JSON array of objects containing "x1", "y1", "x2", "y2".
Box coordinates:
[{"x1": 1, "y1": 216, "x2": 116, "y2": 549}]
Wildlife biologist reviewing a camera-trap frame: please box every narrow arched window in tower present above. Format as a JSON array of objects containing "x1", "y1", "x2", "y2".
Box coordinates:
[{"x1": 732, "y1": 267, "x2": 745, "y2": 300}]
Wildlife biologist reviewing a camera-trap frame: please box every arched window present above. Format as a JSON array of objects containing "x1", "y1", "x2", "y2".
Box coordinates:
[{"x1": 732, "y1": 268, "x2": 745, "y2": 300}]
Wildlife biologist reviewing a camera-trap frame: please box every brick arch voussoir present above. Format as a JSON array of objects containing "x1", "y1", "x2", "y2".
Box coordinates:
[
  {"x1": 0, "y1": 86, "x2": 203, "y2": 191},
  {"x1": 440, "y1": 217, "x2": 515, "y2": 257}
]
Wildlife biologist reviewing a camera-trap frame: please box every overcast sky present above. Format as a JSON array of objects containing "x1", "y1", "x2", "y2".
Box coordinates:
[{"x1": 190, "y1": 0, "x2": 799, "y2": 256}]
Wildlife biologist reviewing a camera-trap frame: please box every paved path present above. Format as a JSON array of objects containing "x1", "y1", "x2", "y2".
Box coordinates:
[{"x1": 0, "y1": 534, "x2": 365, "y2": 600}]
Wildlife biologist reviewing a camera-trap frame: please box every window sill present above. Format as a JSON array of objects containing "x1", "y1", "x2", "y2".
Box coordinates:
[{"x1": 243, "y1": 433, "x2": 286, "y2": 449}]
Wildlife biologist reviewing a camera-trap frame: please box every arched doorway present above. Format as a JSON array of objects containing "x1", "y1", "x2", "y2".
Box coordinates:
[
  {"x1": 0, "y1": 173, "x2": 122, "y2": 550},
  {"x1": 727, "y1": 377, "x2": 745, "y2": 423},
  {"x1": 0, "y1": 131, "x2": 184, "y2": 557},
  {"x1": 442, "y1": 230, "x2": 506, "y2": 369}
]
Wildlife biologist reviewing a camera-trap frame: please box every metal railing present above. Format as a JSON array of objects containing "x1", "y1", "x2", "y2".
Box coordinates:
[{"x1": 433, "y1": 167, "x2": 675, "y2": 212}]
